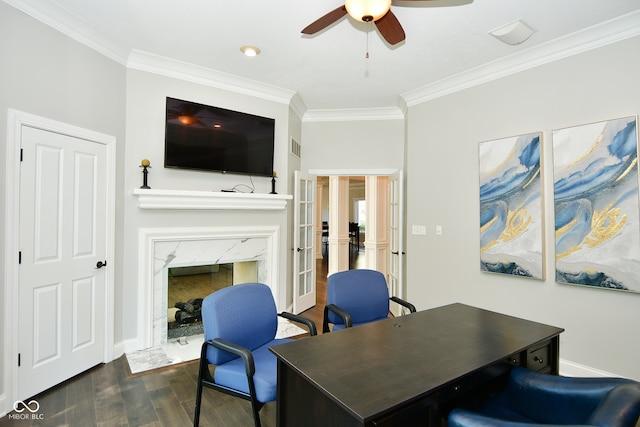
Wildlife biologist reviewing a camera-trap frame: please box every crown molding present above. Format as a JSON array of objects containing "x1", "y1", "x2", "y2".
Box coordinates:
[
  {"x1": 303, "y1": 106, "x2": 405, "y2": 122},
  {"x1": 289, "y1": 93, "x2": 307, "y2": 120},
  {"x1": 4, "y1": 0, "x2": 130, "y2": 65},
  {"x1": 127, "y1": 50, "x2": 296, "y2": 105},
  {"x1": 7, "y1": 0, "x2": 640, "y2": 114},
  {"x1": 401, "y1": 10, "x2": 640, "y2": 107},
  {"x1": 5, "y1": 0, "x2": 296, "y2": 105}
]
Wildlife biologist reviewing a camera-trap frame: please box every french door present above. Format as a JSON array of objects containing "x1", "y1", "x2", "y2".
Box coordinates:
[{"x1": 293, "y1": 171, "x2": 316, "y2": 314}]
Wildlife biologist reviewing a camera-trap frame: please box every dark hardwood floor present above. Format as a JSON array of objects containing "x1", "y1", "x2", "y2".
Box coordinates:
[{"x1": 0, "y1": 257, "x2": 345, "y2": 427}]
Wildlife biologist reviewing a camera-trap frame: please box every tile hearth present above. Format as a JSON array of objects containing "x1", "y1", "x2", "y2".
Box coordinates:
[{"x1": 125, "y1": 317, "x2": 306, "y2": 375}]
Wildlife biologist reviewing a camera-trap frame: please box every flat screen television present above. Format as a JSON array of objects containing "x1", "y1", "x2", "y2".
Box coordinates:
[{"x1": 164, "y1": 97, "x2": 275, "y2": 177}]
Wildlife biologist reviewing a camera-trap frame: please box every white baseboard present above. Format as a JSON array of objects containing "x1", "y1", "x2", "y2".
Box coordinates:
[
  {"x1": 111, "y1": 340, "x2": 126, "y2": 361},
  {"x1": 559, "y1": 359, "x2": 619, "y2": 378},
  {"x1": 122, "y1": 337, "x2": 144, "y2": 354}
]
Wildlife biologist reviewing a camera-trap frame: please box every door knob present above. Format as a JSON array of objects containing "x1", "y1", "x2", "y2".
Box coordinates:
[{"x1": 95, "y1": 260, "x2": 107, "y2": 269}]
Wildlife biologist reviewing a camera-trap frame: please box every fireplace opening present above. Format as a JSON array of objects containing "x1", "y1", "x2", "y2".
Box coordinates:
[{"x1": 166, "y1": 261, "x2": 257, "y2": 340}]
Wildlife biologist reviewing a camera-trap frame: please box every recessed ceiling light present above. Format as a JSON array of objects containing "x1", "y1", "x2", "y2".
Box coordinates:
[
  {"x1": 240, "y1": 45, "x2": 261, "y2": 57},
  {"x1": 489, "y1": 19, "x2": 535, "y2": 46}
]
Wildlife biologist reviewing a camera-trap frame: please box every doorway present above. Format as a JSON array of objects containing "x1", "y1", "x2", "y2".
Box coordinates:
[
  {"x1": 4, "y1": 110, "x2": 116, "y2": 403},
  {"x1": 316, "y1": 174, "x2": 393, "y2": 277}
]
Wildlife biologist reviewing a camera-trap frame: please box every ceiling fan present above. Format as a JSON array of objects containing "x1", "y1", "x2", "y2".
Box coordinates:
[{"x1": 302, "y1": 0, "x2": 435, "y2": 46}]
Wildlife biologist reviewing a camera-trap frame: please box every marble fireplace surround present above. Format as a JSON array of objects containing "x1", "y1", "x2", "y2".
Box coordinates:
[{"x1": 138, "y1": 225, "x2": 281, "y2": 348}]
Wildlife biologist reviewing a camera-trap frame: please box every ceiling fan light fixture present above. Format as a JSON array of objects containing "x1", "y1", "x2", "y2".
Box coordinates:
[
  {"x1": 345, "y1": 0, "x2": 391, "y2": 23},
  {"x1": 489, "y1": 19, "x2": 535, "y2": 46},
  {"x1": 240, "y1": 45, "x2": 261, "y2": 57}
]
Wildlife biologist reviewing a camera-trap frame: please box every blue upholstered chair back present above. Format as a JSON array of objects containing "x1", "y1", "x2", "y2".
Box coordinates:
[
  {"x1": 326, "y1": 269, "x2": 390, "y2": 326},
  {"x1": 449, "y1": 366, "x2": 640, "y2": 427},
  {"x1": 202, "y1": 283, "x2": 277, "y2": 365},
  {"x1": 499, "y1": 366, "x2": 640, "y2": 425}
]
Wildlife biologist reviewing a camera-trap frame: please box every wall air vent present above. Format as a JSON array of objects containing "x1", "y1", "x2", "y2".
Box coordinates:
[{"x1": 291, "y1": 138, "x2": 301, "y2": 158}]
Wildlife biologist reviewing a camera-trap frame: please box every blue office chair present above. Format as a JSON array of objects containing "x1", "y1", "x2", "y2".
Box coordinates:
[
  {"x1": 323, "y1": 269, "x2": 416, "y2": 333},
  {"x1": 448, "y1": 366, "x2": 640, "y2": 427},
  {"x1": 193, "y1": 283, "x2": 317, "y2": 427}
]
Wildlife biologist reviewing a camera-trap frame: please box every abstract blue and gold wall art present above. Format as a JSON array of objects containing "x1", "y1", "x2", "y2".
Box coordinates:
[
  {"x1": 552, "y1": 116, "x2": 640, "y2": 293},
  {"x1": 479, "y1": 132, "x2": 544, "y2": 279}
]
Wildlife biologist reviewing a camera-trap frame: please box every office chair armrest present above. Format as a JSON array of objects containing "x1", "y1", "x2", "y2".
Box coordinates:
[
  {"x1": 390, "y1": 296, "x2": 416, "y2": 313},
  {"x1": 279, "y1": 312, "x2": 318, "y2": 336},
  {"x1": 323, "y1": 304, "x2": 352, "y2": 333},
  {"x1": 208, "y1": 338, "x2": 255, "y2": 378}
]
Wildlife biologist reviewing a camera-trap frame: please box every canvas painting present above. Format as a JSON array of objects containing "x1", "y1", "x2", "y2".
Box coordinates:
[
  {"x1": 479, "y1": 132, "x2": 544, "y2": 279},
  {"x1": 552, "y1": 116, "x2": 640, "y2": 293}
]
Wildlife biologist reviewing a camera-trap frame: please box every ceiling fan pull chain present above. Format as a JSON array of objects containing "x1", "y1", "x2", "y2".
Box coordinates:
[{"x1": 366, "y1": 22, "x2": 371, "y2": 59}]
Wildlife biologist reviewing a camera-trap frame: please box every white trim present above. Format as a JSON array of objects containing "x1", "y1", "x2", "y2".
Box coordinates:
[
  {"x1": 559, "y1": 358, "x2": 622, "y2": 378},
  {"x1": 308, "y1": 168, "x2": 398, "y2": 177},
  {"x1": 3, "y1": 0, "x2": 130, "y2": 65},
  {"x1": 7, "y1": 0, "x2": 640, "y2": 116},
  {"x1": 127, "y1": 50, "x2": 295, "y2": 105},
  {"x1": 135, "y1": 226, "x2": 281, "y2": 351},
  {"x1": 132, "y1": 188, "x2": 292, "y2": 210},
  {"x1": 3, "y1": 109, "x2": 116, "y2": 415},
  {"x1": 303, "y1": 107, "x2": 405, "y2": 122},
  {"x1": 401, "y1": 10, "x2": 640, "y2": 107}
]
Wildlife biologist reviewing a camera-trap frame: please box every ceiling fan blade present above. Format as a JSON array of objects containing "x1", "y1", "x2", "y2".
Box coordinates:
[
  {"x1": 302, "y1": 6, "x2": 348, "y2": 34},
  {"x1": 375, "y1": 11, "x2": 406, "y2": 45}
]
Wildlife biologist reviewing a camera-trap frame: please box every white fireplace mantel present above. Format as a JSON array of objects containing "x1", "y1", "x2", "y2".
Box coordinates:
[{"x1": 132, "y1": 189, "x2": 292, "y2": 210}]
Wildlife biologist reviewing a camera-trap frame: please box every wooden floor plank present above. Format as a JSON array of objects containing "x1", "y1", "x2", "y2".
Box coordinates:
[{"x1": 0, "y1": 257, "x2": 343, "y2": 426}]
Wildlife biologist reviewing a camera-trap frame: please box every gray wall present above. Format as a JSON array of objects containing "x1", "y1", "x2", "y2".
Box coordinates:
[
  {"x1": 301, "y1": 118, "x2": 405, "y2": 171},
  {"x1": 0, "y1": 1, "x2": 126, "y2": 403},
  {"x1": 405, "y1": 35, "x2": 640, "y2": 380}
]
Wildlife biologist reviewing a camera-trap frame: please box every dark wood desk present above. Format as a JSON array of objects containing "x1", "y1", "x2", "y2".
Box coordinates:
[{"x1": 270, "y1": 303, "x2": 563, "y2": 427}]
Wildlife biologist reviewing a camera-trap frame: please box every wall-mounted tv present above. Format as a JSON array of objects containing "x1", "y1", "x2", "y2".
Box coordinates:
[{"x1": 164, "y1": 97, "x2": 275, "y2": 177}]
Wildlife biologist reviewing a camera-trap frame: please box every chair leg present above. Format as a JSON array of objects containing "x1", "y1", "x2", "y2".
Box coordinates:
[
  {"x1": 247, "y1": 376, "x2": 264, "y2": 427},
  {"x1": 193, "y1": 345, "x2": 210, "y2": 427},
  {"x1": 193, "y1": 380, "x2": 203, "y2": 427},
  {"x1": 250, "y1": 401, "x2": 262, "y2": 427}
]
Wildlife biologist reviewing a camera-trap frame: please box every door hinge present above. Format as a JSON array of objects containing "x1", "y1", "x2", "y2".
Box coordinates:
[
  {"x1": 18, "y1": 251, "x2": 21, "y2": 264},
  {"x1": 18, "y1": 353, "x2": 21, "y2": 367}
]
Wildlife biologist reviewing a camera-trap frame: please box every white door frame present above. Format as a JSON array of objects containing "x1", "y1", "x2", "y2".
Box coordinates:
[
  {"x1": 308, "y1": 168, "x2": 401, "y2": 276},
  {"x1": 3, "y1": 109, "x2": 116, "y2": 412}
]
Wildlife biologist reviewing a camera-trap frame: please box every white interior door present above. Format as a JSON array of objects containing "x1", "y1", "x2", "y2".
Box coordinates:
[
  {"x1": 389, "y1": 170, "x2": 405, "y2": 312},
  {"x1": 18, "y1": 126, "x2": 107, "y2": 400},
  {"x1": 293, "y1": 171, "x2": 316, "y2": 314}
]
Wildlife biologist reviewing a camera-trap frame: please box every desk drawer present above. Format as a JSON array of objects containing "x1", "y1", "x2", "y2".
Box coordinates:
[{"x1": 527, "y1": 341, "x2": 550, "y2": 372}]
